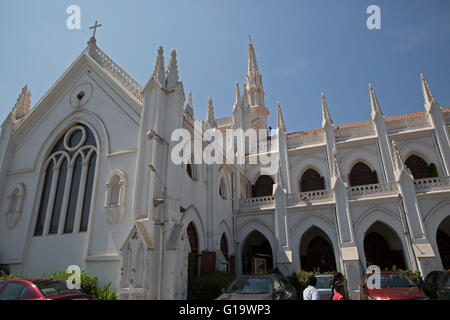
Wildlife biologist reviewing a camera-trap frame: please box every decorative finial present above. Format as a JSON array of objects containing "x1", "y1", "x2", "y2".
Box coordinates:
[
  {"x1": 277, "y1": 101, "x2": 286, "y2": 133},
  {"x1": 391, "y1": 140, "x2": 404, "y2": 174},
  {"x1": 249, "y1": 34, "x2": 252, "y2": 43},
  {"x1": 205, "y1": 97, "x2": 216, "y2": 128},
  {"x1": 89, "y1": 21, "x2": 102, "y2": 39}
]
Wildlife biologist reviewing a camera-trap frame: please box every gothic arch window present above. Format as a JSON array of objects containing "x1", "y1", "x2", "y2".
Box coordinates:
[
  {"x1": 187, "y1": 222, "x2": 199, "y2": 280},
  {"x1": 104, "y1": 170, "x2": 128, "y2": 224},
  {"x1": 186, "y1": 154, "x2": 197, "y2": 181},
  {"x1": 300, "y1": 169, "x2": 325, "y2": 192},
  {"x1": 220, "y1": 233, "x2": 229, "y2": 258},
  {"x1": 348, "y1": 162, "x2": 378, "y2": 187},
  {"x1": 34, "y1": 124, "x2": 97, "y2": 236},
  {"x1": 405, "y1": 155, "x2": 438, "y2": 179},
  {"x1": 252, "y1": 175, "x2": 274, "y2": 197},
  {"x1": 219, "y1": 177, "x2": 228, "y2": 200},
  {"x1": 6, "y1": 183, "x2": 26, "y2": 230}
]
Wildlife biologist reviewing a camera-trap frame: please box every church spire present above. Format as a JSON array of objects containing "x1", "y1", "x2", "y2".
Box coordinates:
[
  {"x1": 421, "y1": 74, "x2": 440, "y2": 111},
  {"x1": 205, "y1": 97, "x2": 216, "y2": 128},
  {"x1": 165, "y1": 49, "x2": 179, "y2": 90},
  {"x1": 277, "y1": 102, "x2": 286, "y2": 133},
  {"x1": 369, "y1": 83, "x2": 383, "y2": 120},
  {"x1": 12, "y1": 84, "x2": 31, "y2": 121},
  {"x1": 321, "y1": 93, "x2": 333, "y2": 127},
  {"x1": 152, "y1": 46, "x2": 165, "y2": 86},
  {"x1": 244, "y1": 41, "x2": 265, "y2": 107}
]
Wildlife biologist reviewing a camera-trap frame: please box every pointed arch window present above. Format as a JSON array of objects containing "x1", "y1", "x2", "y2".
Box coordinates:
[
  {"x1": 34, "y1": 124, "x2": 97, "y2": 236},
  {"x1": 219, "y1": 177, "x2": 228, "y2": 200},
  {"x1": 104, "y1": 170, "x2": 128, "y2": 225},
  {"x1": 349, "y1": 162, "x2": 378, "y2": 187},
  {"x1": 252, "y1": 175, "x2": 274, "y2": 197},
  {"x1": 405, "y1": 155, "x2": 438, "y2": 179},
  {"x1": 300, "y1": 169, "x2": 325, "y2": 192}
]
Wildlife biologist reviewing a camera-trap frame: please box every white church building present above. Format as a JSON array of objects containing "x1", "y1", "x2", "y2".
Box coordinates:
[{"x1": 1, "y1": 31, "x2": 449, "y2": 300}]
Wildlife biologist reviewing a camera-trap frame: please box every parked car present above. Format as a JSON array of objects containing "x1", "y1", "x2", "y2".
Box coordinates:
[
  {"x1": 360, "y1": 270, "x2": 428, "y2": 300},
  {"x1": 0, "y1": 279, "x2": 95, "y2": 300},
  {"x1": 315, "y1": 274, "x2": 334, "y2": 300},
  {"x1": 422, "y1": 270, "x2": 450, "y2": 300},
  {"x1": 216, "y1": 274, "x2": 297, "y2": 300}
]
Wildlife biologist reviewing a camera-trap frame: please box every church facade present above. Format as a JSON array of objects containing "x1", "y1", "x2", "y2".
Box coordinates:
[{"x1": 1, "y1": 34, "x2": 449, "y2": 300}]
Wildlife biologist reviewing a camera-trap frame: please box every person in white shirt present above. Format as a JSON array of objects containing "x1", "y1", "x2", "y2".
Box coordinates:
[{"x1": 303, "y1": 275, "x2": 321, "y2": 300}]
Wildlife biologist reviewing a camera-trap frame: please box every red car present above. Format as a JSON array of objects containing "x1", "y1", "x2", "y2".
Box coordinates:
[
  {"x1": 0, "y1": 279, "x2": 95, "y2": 300},
  {"x1": 360, "y1": 270, "x2": 428, "y2": 300}
]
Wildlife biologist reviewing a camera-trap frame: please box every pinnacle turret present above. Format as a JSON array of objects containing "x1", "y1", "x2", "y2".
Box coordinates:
[
  {"x1": 276, "y1": 102, "x2": 286, "y2": 133},
  {"x1": 12, "y1": 84, "x2": 31, "y2": 121},
  {"x1": 152, "y1": 46, "x2": 165, "y2": 86},
  {"x1": 369, "y1": 83, "x2": 383, "y2": 120},
  {"x1": 165, "y1": 49, "x2": 179, "y2": 90},
  {"x1": 321, "y1": 93, "x2": 333, "y2": 127},
  {"x1": 421, "y1": 74, "x2": 440, "y2": 111},
  {"x1": 205, "y1": 97, "x2": 216, "y2": 129}
]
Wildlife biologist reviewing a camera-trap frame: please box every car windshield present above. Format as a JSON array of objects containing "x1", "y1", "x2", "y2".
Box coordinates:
[
  {"x1": 316, "y1": 277, "x2": 333, "y2": 289},
  {"x1": 367, "y1": 273, "x2": 415, "y2": 288},
  {"x1": 226, "y1": 277, "x2": 272, "y2": 294},
  {"x1": 33, "y1": 280, "x2": 84, "y2": 296}
]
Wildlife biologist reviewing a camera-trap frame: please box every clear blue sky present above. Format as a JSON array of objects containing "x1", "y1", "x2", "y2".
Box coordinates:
[{"x1": 1, "y1": 0, "x2": 449, "y2": 132}]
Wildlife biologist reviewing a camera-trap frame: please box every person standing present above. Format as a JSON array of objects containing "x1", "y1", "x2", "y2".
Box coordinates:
[
  {"x1": 330, "y1": 272, "x2": 345, "y2": 300},
  {"x1": 303, "y1": 275, "x2": 321, "y2": 300},
  {"x1": 332, "y1": 283, "x2": 346, "y2": 300}
]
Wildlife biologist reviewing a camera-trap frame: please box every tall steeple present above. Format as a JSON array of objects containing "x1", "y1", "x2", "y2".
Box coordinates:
[
  {"x1": 152, "y1": 46, "x2": 165, "y2": 86},
  {"x1": 369, "y1": 83, "x2": 383, "y2": 120},
  {"x1": 321, "y1": 93, "x2": 333, "y2": 127},
  {"x1": 184, "y1": 92, "x2": 194, "y2": 119},
  {"x1": 244, "y1": 41, "x2": 265, "y2": 107},
  {"x1": 12, "y1": 84, "x2": 31, "y2": 121},
  {"x1": 205, "y1": 97, "x2": 216, "y2": 129},
  {"x1": 421, "y1": 74, "x2": 440, "y2": 111}
]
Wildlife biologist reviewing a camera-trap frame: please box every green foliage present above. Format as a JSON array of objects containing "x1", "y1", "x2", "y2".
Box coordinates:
[
  {"x1": 94, "y1": 282, "x2": 118, "y2": 300},
  {"x1": 43, "y1": 270, "x2": 99, "y2": 296},
  {"x1": 188, "y1": 272, "x2": 235, "y2": 300}
]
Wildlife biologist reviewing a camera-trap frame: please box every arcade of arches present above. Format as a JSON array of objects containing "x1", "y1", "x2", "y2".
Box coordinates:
[
  {"x1": 299, "y1": 227, "x2": 336, "y2": 272},
  {"x1": 363, "y1": 222, "x2": 406, "y2": 270}
]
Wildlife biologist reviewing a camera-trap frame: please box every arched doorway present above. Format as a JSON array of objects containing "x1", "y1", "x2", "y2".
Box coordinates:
[
  {"x1": 252, "y1": 176, "x2": 274, "y2": 197},
  {"x1": 242, "y1": 231, "x2": 273, "y2": 274},
  {"x1": 436, "y1": 216, "x2": 450, "y2": 270},
  {"x1": 300, "y1": 226, "x2": 336, "y2": 272},
  {"x1": 187, "y1": 222, "x2": 199, "y2": 281},
  {"x1": 363, "y1": 222, "x2": 406, "y2": 270}
]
